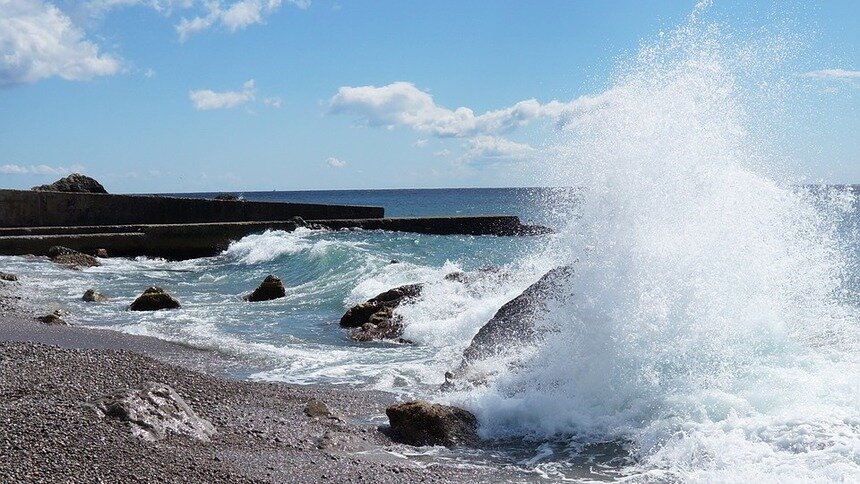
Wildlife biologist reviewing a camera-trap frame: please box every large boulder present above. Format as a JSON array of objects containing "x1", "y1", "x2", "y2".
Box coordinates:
[
  {"x1": 447, "y1": 266, "x2": 574, "y2": 385},
  {"x1": 47, "y1": 246, "x2": 100, "y2": 269},
  {"x1": 87, "y1": 382, "x2": 215, "y2": 441},
  {"x1": 386, "y1": 400, "x2": 478, "y2": 447},
  {"x1": 0, "y1": 271, "x2": 18, "y2": 282},
  {"x1": 129, "y1": 287, "x2": 180, "y2": 311},
  {"x1": 244, "y1": 275, "x2": 286, "y2": 302},
  {"x1": 32, "y1": 173, "x2": 107, "y2": 194},
  {"x1": 340, "y1": 284, "x2": 423, "y2": 342},
  {"x1": 82, "y1": 289, "x2": 108, "y2": 303}
]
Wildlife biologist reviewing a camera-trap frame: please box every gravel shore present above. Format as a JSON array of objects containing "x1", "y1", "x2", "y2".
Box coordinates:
[{"x1": 0, "y1": 279, "x2": 499, "y2": 483}]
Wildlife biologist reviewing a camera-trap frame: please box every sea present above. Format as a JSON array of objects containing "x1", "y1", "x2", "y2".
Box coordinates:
[{"x1": 3, "y1": 3, "x2": 860, "y2": 482}]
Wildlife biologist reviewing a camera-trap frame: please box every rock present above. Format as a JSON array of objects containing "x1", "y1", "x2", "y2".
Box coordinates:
[
  {"x1": 36, "y1": 310, "x2": 68, "y2": 326},
  {"x1": 244, "y1": 275, "x2": 286, "y2": 302},
  {"x1": 0, "y1": 271, "x2": 18, "y2": 282},
  {"x1": 95, "y1": 248, "x2": 109, "y2": 258},
  {"x1": 444, "y1": 271, "x2": 468, "y2": 283},
  {"x1": 32, "y1": 173, "x2": 108, "y2": 193},
  {"x1": 87, "y1": 382, "x2": 215, "y2": 441},
  {"x1": 386, "y1": 400, "x2": 478, "y2": 447},
  {"x1": 82, "y1": 289, "x2": 108, "y2": 303},
  {"x1": 129, "y1": 287, "x2": 180, "y2": 311},
  {"x1": 214, "y1": 193, "x2": 239, "y2": 201},
  {"x1": 304, "y1": 399, "x2": 334, "y2": 419},
  {"x1": 447, "y1": 266, "x2": 574, "y2": 385},
  {"x1": 47, "y1": 246, "x2": 100, "y2": 269},
  {"x1": 340, "y1": 284, "x2": 423, "y2": 342}
]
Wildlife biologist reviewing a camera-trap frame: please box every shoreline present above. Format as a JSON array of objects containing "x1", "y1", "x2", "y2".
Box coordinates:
[{"x1": 0, "y1": 278, "x2": 504, "y2": 483}]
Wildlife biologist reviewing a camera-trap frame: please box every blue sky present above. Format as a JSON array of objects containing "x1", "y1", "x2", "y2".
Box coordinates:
[{"x1": 0, "y1": 0, "x2": 857, "y2": 193}]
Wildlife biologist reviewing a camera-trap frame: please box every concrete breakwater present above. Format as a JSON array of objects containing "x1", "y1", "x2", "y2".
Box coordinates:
[{"x1": 0, "y1": 190, "x2": 548, "y2": 259}]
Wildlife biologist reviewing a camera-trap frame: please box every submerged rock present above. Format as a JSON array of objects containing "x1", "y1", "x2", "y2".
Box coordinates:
[
  {"x1": 87, "y1": 382, "x2": 215, "y2": 441},
  {"x1": 95, "y1": 248, "x2": 109, "y2": 258},
  {"x1": 386, "y1": 400, "x2": 478, "y2": 447},
  {"x1": 446, "y1": 266, "x2": 574, "y2": 386},
  {"x1": 32, "y1": 173, "x2": 108, "y2": 194},
  {"x1": 245, "y1": 275, "x2": 286, "y2": 302},
  {"x1": 0, "y1": 271, "x2": 18, "y2": 282},
  {"x1": 82, "y1": 289, "x2": 108, "y2": 303},
  {"x1": 36, "y1": 310, "x2": 68, "y2": 326},
  {"x1": 129, "y1": 287, "x2": 180, "y2": 311},
  {"x1": 340, "y1": 284, "x2": 423, "y2": 342},
  {"x1": 48, "y1": 246, "x2": 101, "y2": 269}
]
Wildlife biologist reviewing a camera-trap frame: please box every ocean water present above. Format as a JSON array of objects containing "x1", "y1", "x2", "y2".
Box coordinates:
[{"x1": 4, "y1": 3, "x2": 860, "y2": 482}]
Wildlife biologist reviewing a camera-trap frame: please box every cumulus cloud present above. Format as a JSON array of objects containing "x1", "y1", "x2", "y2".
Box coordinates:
[
  {"x1": 0, "y1": 163, "x2": 82, "y2": 175},
  {"x1": 263, "y1": 96, "x2": 282, "y2": 108},
  {"x1": 189, "y1": 79, "x2": 256, "y2": 109},
  {"x1": 412, "y1": 139, "x2": 428, "y2": 148},
  {"x1": 176, "y1": 0, "x2": 309, "y2": 42},
  {"x1": 325, "y1": 157, "x2": 346, "y2": 168},
  {"x1": 801, "y1": 69, "x2": 860, "y2": 81},
  {"x1": 328, "y1": 81, "x2": 613, "y2": 138},
  {"x1": 465, "y1": 136, "x2": 534, "y2": 162},
  {"x1": 0, "y1": 0, "x2": 121, "y2": 87}
]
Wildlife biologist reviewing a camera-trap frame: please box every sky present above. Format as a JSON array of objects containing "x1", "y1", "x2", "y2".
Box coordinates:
[{"x1": 0, "y1": 0, "x2": 857, "y2": 193}]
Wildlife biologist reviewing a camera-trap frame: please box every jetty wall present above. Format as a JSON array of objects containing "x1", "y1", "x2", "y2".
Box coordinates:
[{"x1": 0, "y1": 190, "x2": 383, "y2": 228}]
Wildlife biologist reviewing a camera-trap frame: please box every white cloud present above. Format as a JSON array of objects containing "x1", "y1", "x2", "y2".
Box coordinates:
[
  {"x1": 433, "y1": 149, "x2": 451, "y2": 157},
  {"x1": 0, "y1": 163, "x2": 83, "y2": 175},
  {"x1": 325, "y1": 157, "x2": 346, "y2": 168},
  {"x1": 263, "y1": 96, "x2": 282, "y2": 108},
  {"x1": 189, "y1": 79, "x2": 255, "y2": 110},
  {"x1": 801, "y1": 69, "x2": 860, "y2": 81},
  {"x1": 0, "y1": 0, "x2": 121, "y2": 87},
  {"x1": 465, "y1": 136, "x2": 534, "y2": 162},
  {"x1": 144, "y1": 67, "x2": 156, "y2": 78},
  {"x1": 328, "y1": 81, "x2": 613, "y2": 138},
  {"x1": 413, "y1": 139, "x2": 428, "y2": 148},
  {"x1": 176, "y1": 0, "x2": 308, "y2": 42}
]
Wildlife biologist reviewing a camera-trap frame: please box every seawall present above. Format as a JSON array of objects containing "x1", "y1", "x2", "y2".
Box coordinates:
[{"x1": 0, "y1": 190, "x2": 383, "y2": 227}]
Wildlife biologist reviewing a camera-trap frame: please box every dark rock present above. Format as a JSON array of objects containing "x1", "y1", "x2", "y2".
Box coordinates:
[
  {"x1": 87, "y1": 382, "x2": 215, "y2": 441},
  {"x1": 444, "y1": 271, "x2": 468, "y2": 283},
  {"x1": 95, "y1": 248, "x2": 109, "y2": 258},
  {"x1": 36, "y1": 310, "x2": 68, "y2": 326},
  {"x1": 47, "y1": 246, "x2": 100, "y2": 269},
  {"x1": 386, "y1": 400, "x2": 478, "y2": 447},
  {"x1": 447, "y1": 266, "x2": 574, "y2": 385},
  {"x1": 129, "y1": 287, "x2": 180, "y2": 311},
  {"x1": 304, "y1": 399, "x2": 334, "y2": 419},
  {"x1": 0, "y1": 271, "x2": 18, "y2": 282},
  {"x1": 82, "y1": 289, "x2": 108, "y2": 303},
  {"x1": 214, "y1": 193, "x2": 240, "y2": 201},
  {"x1": 244, "y1": 275, "x2": 286, "y2": 302},
  {"x1": 32, "y1": 173, "x2": 107, "y2": 193},
  {"x1": 389, "y1": 260, "x2": 400, "y2": 264},
  {"x1": 340, "y1": 284, "x2": 423, "y2": 342}
]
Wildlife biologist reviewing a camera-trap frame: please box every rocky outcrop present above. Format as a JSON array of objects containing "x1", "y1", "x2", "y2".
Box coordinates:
[
  {"x1": 244, "y1": 275, "x2": 286, "y2": 302},
  {"x1": 36, "y1": 310, "x2": 68, "y2": 326},
  {"x1": 129, "y1": 287, "x2": 180, "y2": 311},
  {"x1": 82, "y1": 289, "x2": 108, "y2": 303},
  {"x1": 0, "y1": 272, "x2": 18, "y2": 282},
  {"x1": 446, "y1": 266, "x2": 574, "y2": 386},
  {"x1": 340, "y1": 284, "x2": 423, "y2": 342},
  {"x1": 48, "y1": 246, "x2": 100, "y2": 269},
  {"x1": 386, "y1": 400, "x2": 478, "y2": 447},
  {"x1": 87, "y1": 382, "x2": 215, "y2": 441},
  {"x1": 213, "y1": 193, "x2": 240, "y2": 201},
  {"x1": 95, "y1": 248, "x2": 109, "y2": 258},
  {"x1": 32, "y1": 173, "x2": 108, "y2": 194}
]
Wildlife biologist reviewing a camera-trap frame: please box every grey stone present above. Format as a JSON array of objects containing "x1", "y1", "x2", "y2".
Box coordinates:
[
  {"x1": 82, "y1": 289, "x2": 108, "y2": 303},
  {"x1": 129, "y1": 287, "x2": 180, "y2": 311},
  {"x1": 32, "y1": 173, "x2": 108, "y2": 193},
  {"x1": 88, "y1": 382, "x2": 215, "y2": 441},
  {"x1": 245, "y1": 275, "x2": 286, "y2": 302}
]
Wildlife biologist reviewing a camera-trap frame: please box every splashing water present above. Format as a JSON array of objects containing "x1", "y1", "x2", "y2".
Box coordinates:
[{"x1": 453, "y1": 4, "x2": 860, "y2": 482}]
